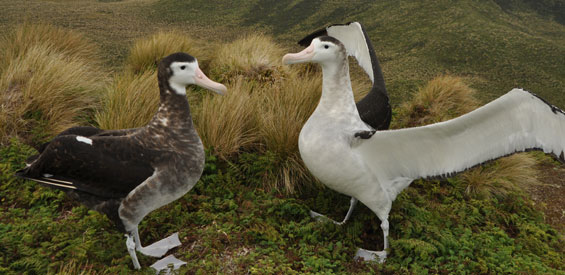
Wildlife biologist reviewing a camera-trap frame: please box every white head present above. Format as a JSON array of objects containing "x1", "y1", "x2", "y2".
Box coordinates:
[
  {"x1": 282, "y1": 36, "x2": 346, "y2": 66},
  {"x1": 159, "y1": 52, "x2": 227, "y2": 96}
]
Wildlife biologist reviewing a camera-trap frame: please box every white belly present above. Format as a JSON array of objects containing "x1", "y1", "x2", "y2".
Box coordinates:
[{"x1": 298, "y1": 116, "x2": 372, "y2": 198}]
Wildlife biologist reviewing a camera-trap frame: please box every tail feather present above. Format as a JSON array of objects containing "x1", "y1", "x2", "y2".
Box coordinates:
[{"x1": 15, "y1": 169, "x2": 77, "y2": 190}]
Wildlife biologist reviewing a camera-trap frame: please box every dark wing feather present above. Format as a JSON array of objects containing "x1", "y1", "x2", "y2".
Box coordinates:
[
  {"x1": 18, "y1": 134, "x2": 154, "y2": 198},
  {"x1": 298, "y1": 22, "x2": 391, "y2": 130},
  {"x1": 31, "y1": 126, "x2": 141, "y2": 164}
]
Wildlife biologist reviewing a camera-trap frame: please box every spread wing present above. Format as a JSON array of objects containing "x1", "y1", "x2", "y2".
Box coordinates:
[
  {"x1": 353, "y1": 88, "x2": 565, "y2": 189},
  {"x1": 17, "y1": 134, "x2": 155, "y2": 198},
  {"x1": 299, "y1": 22, "x2": 391, "y2": 130}
]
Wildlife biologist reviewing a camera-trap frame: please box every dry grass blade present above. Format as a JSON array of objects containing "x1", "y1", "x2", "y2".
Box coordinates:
[
  {"x1": 57, "y1": 260, "x2": 96, "y2": 275},
  {"x1": 126, "y1": 30, "x2": 207, "y2": 74},
  {"x1": 0, "y1": 45, "x2": 105, "y2": 145},
  {"x1": 95, "y1": 70, "x2": 159, "y2": 130}
]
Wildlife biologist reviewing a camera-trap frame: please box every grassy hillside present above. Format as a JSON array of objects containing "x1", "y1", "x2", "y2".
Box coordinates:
[
  {"x1": 150, "y1": 0, "x2": 565, "y2": 107},
  {"x1": 0, "y1": 0, "x2": 564, "y2": 274}
]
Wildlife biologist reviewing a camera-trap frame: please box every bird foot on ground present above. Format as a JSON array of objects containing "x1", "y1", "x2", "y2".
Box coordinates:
[
  {"x1": 150, "y1": 255, "x2": 186, "y2": 274},
  {"x1": 309, "y1": 210, "x2": 344, "y2": 225},
  {"x1": 138, "y1": 232, "x2": 182, "y2": 257},
  {"x1": 354, "y1": 248, "x2": 386, "y2": 263}
]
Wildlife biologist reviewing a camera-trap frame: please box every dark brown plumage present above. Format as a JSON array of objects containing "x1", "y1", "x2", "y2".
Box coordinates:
[{"x1": 16, "y1": 52, "x2": 226, "y2": 269}]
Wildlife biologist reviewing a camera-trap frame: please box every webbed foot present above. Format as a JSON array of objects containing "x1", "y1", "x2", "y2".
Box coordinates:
[
  {"x1": 137, "y1": 232, "x2": 182, "y2": 257},
  {"x1": 354, "y1": 248, "x2": 386, "y2": 263}
]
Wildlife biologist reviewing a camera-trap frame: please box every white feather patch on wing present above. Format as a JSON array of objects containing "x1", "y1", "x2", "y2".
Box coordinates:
[
  {"x1": 327, "y1": 22, "x2": 374, "y2": 83},
  {"x1": 76, "y1": 136, "x2": 93, "y2": 145},
  {"x1": 353, "y1": 88, "x2": 565, "y2": 193}
]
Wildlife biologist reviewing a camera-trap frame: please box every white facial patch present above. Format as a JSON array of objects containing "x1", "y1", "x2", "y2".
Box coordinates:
[{"x1": 76, "y1": 136, "x2": 93, "y2": 145}]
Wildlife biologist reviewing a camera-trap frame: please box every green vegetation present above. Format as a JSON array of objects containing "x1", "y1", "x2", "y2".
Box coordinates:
[{"x1": 0, "y1": 0, "x2": 564, "y2": 273}]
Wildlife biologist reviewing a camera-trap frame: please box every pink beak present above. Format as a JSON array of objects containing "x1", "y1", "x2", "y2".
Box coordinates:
[
  {"x1": 282, "y1": 43, "x2": 315, "y2": 65},
  {"x1": 194, "y1": 67, "x2": 227, "y2": 95}
]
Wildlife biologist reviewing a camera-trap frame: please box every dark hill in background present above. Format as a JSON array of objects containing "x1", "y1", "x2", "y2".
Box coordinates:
[{"x1": 150, "y1": 0, "x2": 565, "y2": 108}]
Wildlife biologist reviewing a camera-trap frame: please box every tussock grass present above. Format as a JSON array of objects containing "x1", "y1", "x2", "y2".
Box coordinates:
[
  {"x1": 194, "y1": 77, "x2": 258, "y2": 159},
  {"x1": 393, "y1": 75, "x2": 479, "y2": 128},
  {"x1": 95, "y1": 70, "x2": 159, "y2": 130},
  {"x1": 394, "y1": 75, "x2": 540, "y2": 198},
  {"x1": 0, "y1": 23, "x2": 100, "y2": 72},
  {"x1": 461, "y1": 153, "x2": 540, "y2": 199},
  {"x1": 0, "y1": 45, "x2": 104, "y2": 145},
  {"x1": 126, "y1": 30, "x2": 207, "y2": 74},
  {"x1": 209, "y1": 34, "x2": 288, "y2": 83},
  {"x1": 253, "y1": 69, "x2": 324, "y2": 193}
]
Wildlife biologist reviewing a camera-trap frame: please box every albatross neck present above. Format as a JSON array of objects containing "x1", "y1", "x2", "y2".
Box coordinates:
[
  {"x1": 147, "y1": 80, "x2": 194, "y2": 132},
  {"x1": 317, "y1": 58, "x2": 358, "y2": 115}
]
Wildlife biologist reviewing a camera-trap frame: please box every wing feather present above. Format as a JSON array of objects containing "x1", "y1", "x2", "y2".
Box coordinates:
[
  {"x1": 353, "y1": 89, "x2": 565, "y2": 183},
  {"x1": 17, "y1": 134, "x2": 155, "y2": 198}
]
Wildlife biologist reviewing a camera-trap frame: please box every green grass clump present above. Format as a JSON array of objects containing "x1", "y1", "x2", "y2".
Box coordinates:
[{"x1": 126, "y1": 30, "x2": 207, "y2": 74}]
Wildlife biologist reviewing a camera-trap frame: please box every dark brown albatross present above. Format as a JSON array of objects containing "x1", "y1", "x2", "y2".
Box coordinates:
[{"x1": 16, "y1": 52, "x2": 227, "y2": 269}]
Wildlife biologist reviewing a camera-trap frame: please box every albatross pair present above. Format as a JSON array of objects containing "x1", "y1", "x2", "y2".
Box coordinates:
[
  {"x1": 283, "y1": 22, "x2": 565, "y2": 262},
  {"x1": 16, "y1": 52, "x2": 227, "y2": 270}
]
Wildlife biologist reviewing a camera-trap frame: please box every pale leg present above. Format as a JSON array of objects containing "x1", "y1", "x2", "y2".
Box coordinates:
[
  {"x1": 354, "y1": 218, "x2": 388, "y2": 263},
  {"x1": 310, "y1": 197, "x2": 358, "y2": 225},
  {"x1": 125, "y1": 234, "x2": 141, "y2": 270}
]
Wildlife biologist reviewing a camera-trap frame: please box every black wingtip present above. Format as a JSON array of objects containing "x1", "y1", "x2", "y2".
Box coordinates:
[
  {"x1": 298, "y1": 22, "x2": 360, "y2": 47},
  {"x1": 298, "y1": 28, "x2": 328, "y2": 47}
]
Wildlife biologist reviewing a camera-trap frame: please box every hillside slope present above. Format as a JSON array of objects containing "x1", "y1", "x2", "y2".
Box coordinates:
[{"x1": 151, "y1": 0, "x2": 565, "y2": 107}]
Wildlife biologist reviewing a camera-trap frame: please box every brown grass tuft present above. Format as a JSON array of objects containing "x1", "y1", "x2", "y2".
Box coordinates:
[
  {"x1": 95, "y1": 70, "x2": 159, "y2": 130},
  {"x1": 0, "y1": 45, "x2": 105, "y2": 145},
  {"x1": 460, "y1": 153, "x2": 540, "y2": 199},
  {"x1": 126, "y1": 30, "x2": 207, "y2": 74},
  {"x1": 193, "y1": 76, "x2": 258, "y2": 159},
  {"x1": 209, "y1": 34, "x2": 288, "y2": 83},
  {"x1": 393, "y1": 75, "x2": 479, "y2": 129},
  {"x1": 252, "y1": 68, "x2": 324, "y2": 193},
  {"x1": 0, "y1": 23, "x2": 100, "y2": 72}
]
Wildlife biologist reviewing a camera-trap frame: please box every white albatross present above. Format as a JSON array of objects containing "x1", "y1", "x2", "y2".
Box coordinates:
[
  {"x1": 298, "y1": 22, "x2": 392, "y2": 226},
  {"x1": 282, "y1": 36, "x2": 565, "y2": 262}
]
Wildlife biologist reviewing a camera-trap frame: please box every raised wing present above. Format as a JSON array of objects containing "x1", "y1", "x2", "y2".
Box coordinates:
[
  {"x1": 17, "y1": 134, "x2": 155, "y2": 198},
  {"x1": 353, "y1": 88, "x2": 565, "y2": 189},
  {"x1": 299, "y1": 22, "x2": 390, "y2": 130}
]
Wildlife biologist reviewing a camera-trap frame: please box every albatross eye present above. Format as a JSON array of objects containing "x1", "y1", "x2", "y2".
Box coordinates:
[
  {"x1": 180, "y1": 65, "x2": 186, "y2": 70},
  {"x1": 324, "y1": 45, "x2": 329, "y2": 49}
]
